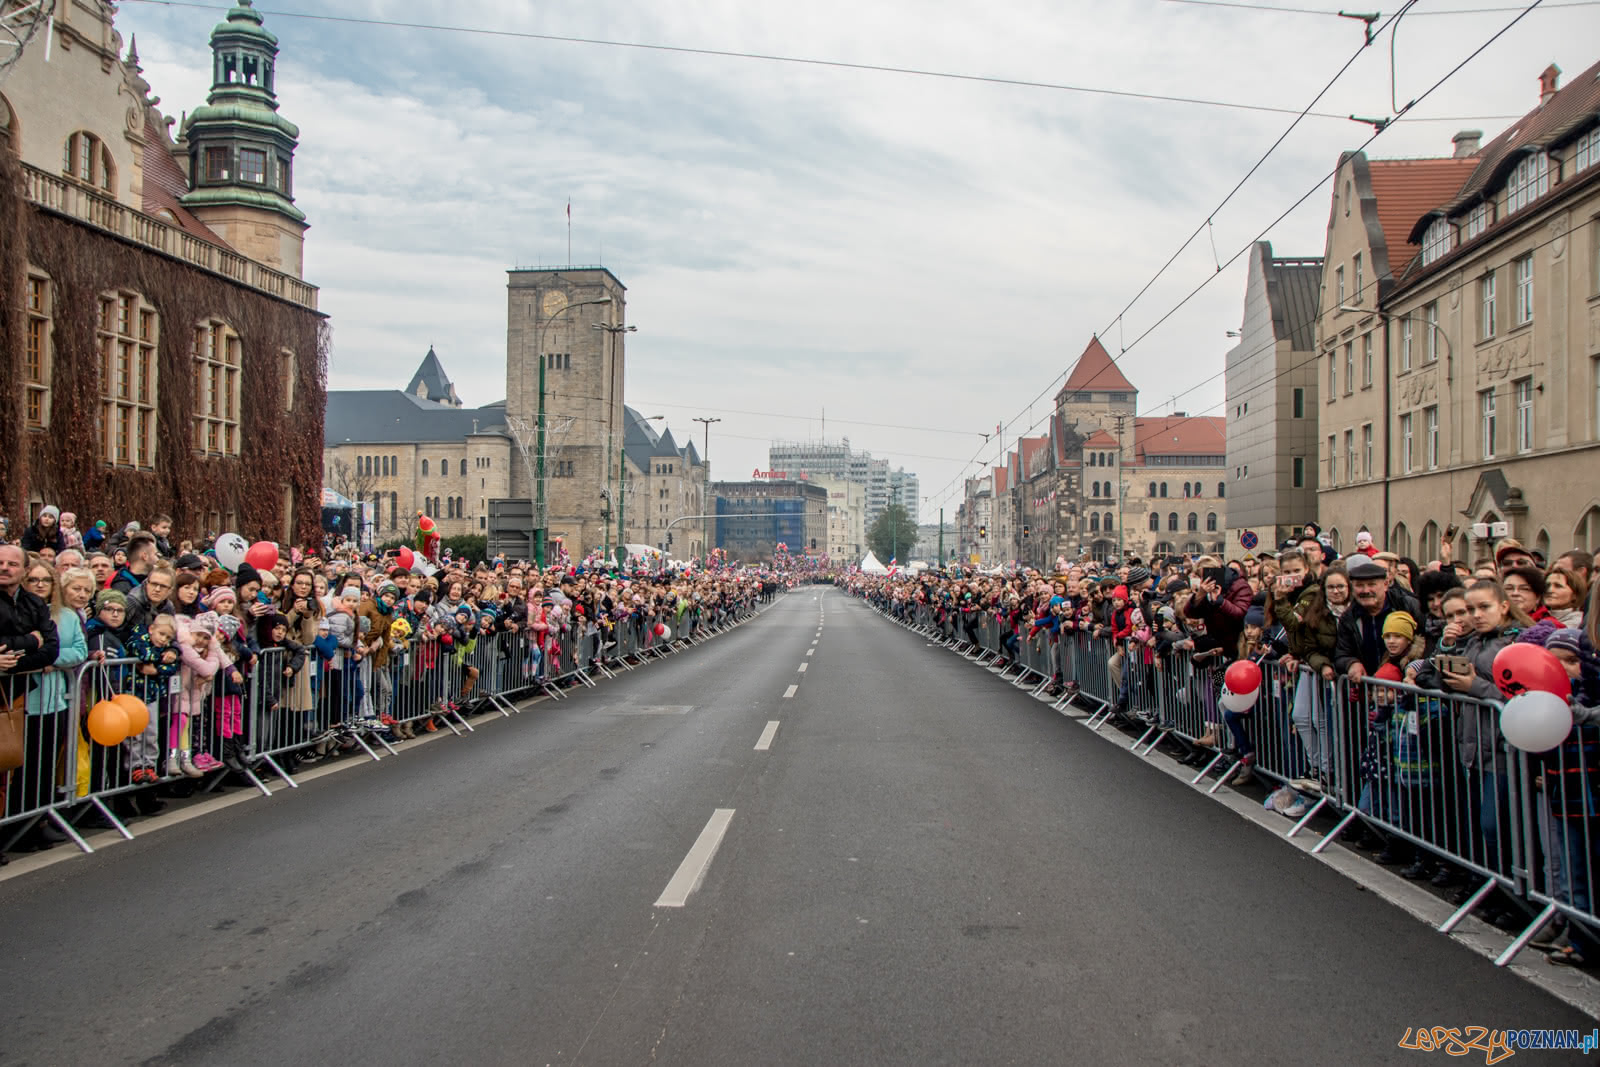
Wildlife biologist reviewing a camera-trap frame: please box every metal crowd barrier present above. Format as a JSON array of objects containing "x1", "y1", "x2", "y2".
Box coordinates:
[
  {"x1": 855, "y1": 588, "x2": 1598, "y2": 965},
  {"x1": 0, "y1": 589, "x2": 775, "y2": 859}
]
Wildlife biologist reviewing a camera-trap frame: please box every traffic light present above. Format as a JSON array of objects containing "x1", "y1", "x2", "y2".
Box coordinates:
[
  {"x1": 1022, "y1": 524, "x2": 1031, "y2": 539},
  {"x1": 979, "y1": 525, "x2": 987, "y2": 539}
]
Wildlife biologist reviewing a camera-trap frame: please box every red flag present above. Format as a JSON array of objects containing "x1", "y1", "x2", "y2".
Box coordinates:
[{"x1": 566, "y1": 202, "x2": 571, "y2": 220}]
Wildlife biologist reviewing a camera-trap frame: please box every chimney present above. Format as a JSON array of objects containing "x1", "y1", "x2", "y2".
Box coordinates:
[
  {"x1": 1539, "y1": 63, "x2": 1561, "y2": 107},
  {"x1": 1452, "y1": 129, "x2": 1482, "y2": 158}
]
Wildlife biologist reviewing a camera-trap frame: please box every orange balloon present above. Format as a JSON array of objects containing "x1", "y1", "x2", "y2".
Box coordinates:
[
  {"x1": 86, "y1": 700, "x2": 131, "y2": 746},
  {"x1": 112, "y1": 693, "x2": 150, "y2": 735}
]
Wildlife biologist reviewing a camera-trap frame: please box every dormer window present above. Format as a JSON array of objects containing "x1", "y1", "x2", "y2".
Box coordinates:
[
  {"x1": 1465, "y1": 202, "x2": 1490, "y2": 241},
  {"x1": 239, "y1": 148, "x2": 267, "y2": 184},
  {"x1": 205, "y1": 146, "x2": 230, "y2": 182},
  {"x1": 1420, "y1": 218, "x2": 1452, "y2": 266},
  {"x1": 1505, "y1": 152, "x2": 1549, "y2": 215},
  {"x1": 1575, "y1": 127, "x2": 1599, "y2": 174}
]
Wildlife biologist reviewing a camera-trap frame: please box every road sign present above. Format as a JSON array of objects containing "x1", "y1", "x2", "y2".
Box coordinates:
[{"x1": 1240, "y1": 530, "x2": 1259, "y2": 550}]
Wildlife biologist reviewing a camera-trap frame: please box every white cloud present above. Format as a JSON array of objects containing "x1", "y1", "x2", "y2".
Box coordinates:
[{"x1": 121, "y1": 0, "x2": 1590, "y2": 519}]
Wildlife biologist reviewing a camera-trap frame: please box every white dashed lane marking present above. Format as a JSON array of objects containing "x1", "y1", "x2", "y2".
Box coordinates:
[{"x1": 754, "y1": 721, "x2": 780, "y2": 751}]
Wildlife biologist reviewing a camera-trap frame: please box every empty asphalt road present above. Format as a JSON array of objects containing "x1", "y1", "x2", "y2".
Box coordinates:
[{"x1": 2, "y1": 588, "x2": 1590, "y2": 1066}]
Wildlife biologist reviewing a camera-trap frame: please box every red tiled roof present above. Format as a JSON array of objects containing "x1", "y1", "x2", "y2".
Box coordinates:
[
  {"x1": 1133, "y1": 415, "x2": 1226, "y2": 459},
  {"x1": 1056, "y1": 335, "x2": 1136, "y2": 396},
  {"x1": 1366, "y1": 157, "x2": 1476, "y2": 277},
  {"x1": 992, "y1": 466, "x2": 1008, "y2": 493},
  {"x1": 140, "y1": 110, "x2": 232, "y2": 250},
  {"x1": 1080, "y1": 429, "x2": 1119, "y2": 448}
]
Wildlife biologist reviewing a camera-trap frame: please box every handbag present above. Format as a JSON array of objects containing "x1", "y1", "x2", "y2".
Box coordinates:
[{"x1": 0, "y1": 692, "x2": 25, "y2": 773}]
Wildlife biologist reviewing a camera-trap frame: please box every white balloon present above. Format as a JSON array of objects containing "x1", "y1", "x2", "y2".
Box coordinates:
[
  {"x1": 659, "y1": 625, "x2": 672, "y2": 642},
  {"x1": 1219, "y1": 684, "x2": 1258, "y2": 713},
  {"x1": 214, "y1": 532, "x2": 248, "y2": 572},
  {"x1": 1499, "y1": 690, "x2": 1573, "y2": 753}
]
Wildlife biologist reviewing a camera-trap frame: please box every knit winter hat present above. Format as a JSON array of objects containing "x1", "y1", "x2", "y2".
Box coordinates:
[
  {"x1": 1375, "y1": 662, "x2": 1404, "y2": 683},
  {"x1": 93, "y1": 588, "x2": 128, "y2": 612},
  {"x1": 1382, "y1": 611, "x2": 1417, "y2": 642},
  {"x1": 233, "y1": 562, "x2": 262, "y2": 588},
  {"x1": 205, "y1": 587, "x2": 237, "y2": 610},
  {"x1": 39, "y1": 505, "x2": 59, "y2": 520},
  {"x1": 1244, "y1": 605, "x2": 1266, "y2": 629},
  {"x1": 190, "y1": 611, "x2": 220, "y2": 636}
]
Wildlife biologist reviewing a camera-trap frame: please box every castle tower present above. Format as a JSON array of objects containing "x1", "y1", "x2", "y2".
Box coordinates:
[{"x1": 180, "y1": 0, "x2": 307, "y2": 277}]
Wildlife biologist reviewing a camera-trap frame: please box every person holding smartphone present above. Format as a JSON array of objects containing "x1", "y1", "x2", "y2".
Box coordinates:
[{"x1": 1181, "y1": 555, "x2": 1254, "y2": 654}]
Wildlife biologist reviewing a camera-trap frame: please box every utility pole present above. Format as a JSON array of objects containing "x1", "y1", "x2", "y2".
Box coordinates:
[
  {"x1": 616, "y1": 446, "x2": 626, "y2": 565},
  {"x1": 536, "y1": 351, "x2": 548, "y2": 567},
  {"x1": 592, "y1": 320, "x2": 637, "y2": 563},
  {"x1": 1112, "y1": 412, "x2": 1128, "y2": 562},
  {"x1": 692, "y1": 416, "x2": 721, "y2": 473},
  {"x1": 938, "y1": 506, "x2": 944, "y2": 568}
]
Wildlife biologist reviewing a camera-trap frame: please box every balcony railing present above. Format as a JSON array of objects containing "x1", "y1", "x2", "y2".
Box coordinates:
[{"x1": 21, "y1": 163, "x2": 319, "y2": 311}]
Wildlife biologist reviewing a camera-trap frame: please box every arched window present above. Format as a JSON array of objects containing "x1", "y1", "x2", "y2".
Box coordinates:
[
  {"x1": 1187, "y1": 512, "x2": 1198, "y2": 532},
  {"x1": 1090, "y1": 481, "x2": 1099, "y2": 499},
  {"x1": 390, "y1": 455, "x2": 398, "y2": 476},
  {"x1": 1088, "y1": 452, "x2": 1097, "y2": 467},
  {"x1": 1168, "y1": 512, "x2": 1179, "y2": 532},
  {"x1": 439, "y1": 457, "x2": 447, "y2": 475},
  {"x1": 421, "y1": 459, "x2": 429, "y2": 476},
  {"x1": 1217, "y1": 482, "x2": 1226, "y2": 498},
  {"x1": 1159, "y1": 483, "x2": 1168, "y2": 498},
  {"x1": 1328, "y1": 528, "x2": 1342, "y2": 554},
  {"x1": 1103, "y1": 513, "x2": 1113, "y2": 532},
  {"x1": 64, "y1": 131, "x2": 115, "y2": 193},
  {"x1": 1206, "y1": 512, "x2": 1217, "y2": 532},
  {"x1": 1183, "y1": 483, "x2": 1191, "y2": 498},
  {"x1": 1391, "y1": 523, "x2": 1411, "y2": 557},
  {"x1": 460, "y1": 458, "x2": 467, "y2": 477},
  {"x1": 1419, "y1": 520, "x2": 1440, "y2": 562},
  {"x1": 1090, "y1": 513, "x2": 1100, "y2": 532},
  {"x1": 390, "y1": 492, "x2": 398, "y2": 531},
  {"x1": 1148, "y1": 482, "x2": 1156, "y2": 497},
  {"x1": 1192, "y1": 482, "x2": 1202, "y2": 497},
  {"x1": 455, "y1": 496, "x2": 464, "y2": 518},
  {"x1": 1576, "y1": 506, "x2": 1600, "y2": 553},
  {"x1": 1534, "y1": 528, "x2": 1550, "y2": 562},
  {"x1": 1149, "y1": 512, "x2": 1160, "y2": 532}
]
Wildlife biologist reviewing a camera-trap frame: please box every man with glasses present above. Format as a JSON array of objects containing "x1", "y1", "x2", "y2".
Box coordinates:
[{"x1": 121, "y1": 566, "x2": 176, "y2": 641}]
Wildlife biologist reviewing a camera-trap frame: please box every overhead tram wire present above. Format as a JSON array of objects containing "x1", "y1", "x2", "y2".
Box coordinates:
[
  {"x1": 1158, "y1": 0, "x2": 1594, "y2": 15},
  {"x1": 1096, "y1": 0, "x2": 1416, "y2": 353},
  {"x1": 125, "y1": 0, "x2": 1519, "y2": 123},
  {"x1": 925, "y1": 0, "x2": 1550, "y2": 512}
]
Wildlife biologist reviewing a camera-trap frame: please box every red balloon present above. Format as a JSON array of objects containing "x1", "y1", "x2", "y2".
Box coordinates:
[
  {"x1": 1490, "y1": 643, "x2": 1569, "y2": 699},
  {"x1": 1224, "y1": 659, "x2": 1262, "y2": 696},
  {"x1": 397, "y1": 546, "x2": 415, "y2": 570},
  {"x1": 244, "y1": 541, "x2": 280, "y2": 571}
]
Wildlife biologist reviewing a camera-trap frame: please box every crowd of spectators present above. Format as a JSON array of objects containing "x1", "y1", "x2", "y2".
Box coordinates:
[
  {"x1": 1, "y1": 506, "x2": 786, "y2": 865},
  {"x1": 850, "y1": 527, "x2": 1600, "y2": 967}
]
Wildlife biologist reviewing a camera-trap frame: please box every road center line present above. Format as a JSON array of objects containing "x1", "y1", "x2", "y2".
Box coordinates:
[
  {"x1": 806, "y1": 648, "x2": 814, "y2": 655},
  {"x1": 655, "y1": 809, "x2": 736, "y2": 908},
  {"x1": 783, "y1": 684, "x2": 798, "y2": 698},
  {"x1": 797, "y1": 663, "x2": 808, "y2": 672},
  {"x1": 754, "y1": 720, "x2": 780, "y2": 751}
]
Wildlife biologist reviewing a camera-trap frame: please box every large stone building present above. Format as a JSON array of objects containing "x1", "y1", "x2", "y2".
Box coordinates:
[
  {"x1": 959, "y1": 336, "x2": 1228, "y2": 569},
  {"x1": 767, "y1": 439, "x2": 916, "y2": 526},
  {"x1": 810, "y1": 474, "x2": 865, "y2": 563},
  {"x1": 505, "y1": 267, "x2": 630, "y2": 559},
  {"x1": 1224, "y1": 242, "x2": 1323, "y2": 552},
  {"x1": 1316, "y1": 62, "x2": 1600, "y2": 561},
  {"x1": 621, "y1": 406, "x2": 707, "y2": 559},
  {"x1": 323, "y1": 349, "x2": 512, "y2": 542},
  {"x1": 711, "y1": 480, "x2": 828, "y2": 563},
  {"x1": 3, "y1": 0, "x2": 325, "y2": 543}
]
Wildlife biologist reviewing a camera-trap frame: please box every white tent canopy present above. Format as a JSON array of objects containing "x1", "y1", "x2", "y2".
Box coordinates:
[{"x1": 859, "y1": 551, "x2": 889, "y2": 575}]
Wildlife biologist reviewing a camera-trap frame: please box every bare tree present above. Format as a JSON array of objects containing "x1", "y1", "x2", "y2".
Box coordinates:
[{"x1": 327, "y1": 455, "x2": 381, "y2": 529}]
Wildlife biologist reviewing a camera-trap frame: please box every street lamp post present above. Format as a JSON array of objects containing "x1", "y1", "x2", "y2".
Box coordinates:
[
  {"x1": 593, "y1": 320, "x2": 637, "y2": 562},
  {"x1": 533, "y1": 293, "x2": 611, "y2": 567}
]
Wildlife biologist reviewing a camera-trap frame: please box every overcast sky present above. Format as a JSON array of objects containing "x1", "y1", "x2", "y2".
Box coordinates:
[{"x1": 122, "y1": 0, "x2": 1591, "y2": 523}]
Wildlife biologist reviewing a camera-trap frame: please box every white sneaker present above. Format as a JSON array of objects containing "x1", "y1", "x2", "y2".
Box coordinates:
[
  {"x1": 179, "y1": 754, "x2": 204, "y2": 779},
  {"x1": 166, "y1": 755, "x2": 184, "y2": 778},
  {"x1": 1290, "y1": 777, "x2": 1322, "y2": 794}
]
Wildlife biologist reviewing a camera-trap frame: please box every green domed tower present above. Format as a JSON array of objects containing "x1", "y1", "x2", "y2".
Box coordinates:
[{"x1": 180, "y1": 0, "x2": 307, "y2": 277}]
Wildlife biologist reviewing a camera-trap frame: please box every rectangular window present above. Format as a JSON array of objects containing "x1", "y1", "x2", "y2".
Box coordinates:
[
  {"x1": 1400, "y1": 413, "x2": 1413, "y2": 474},
  {"x1": 1327, "y1": 435, "x2": 1338, "y2": 485},
  {"x1": 1577, "y1": 127, "x2": 1600, "y2": 174},
  {"x1": 239, "y1": 148, "x2": 267, "y2": 184},
  {"x1": 205, "y1": 147, "x2": 230, "y2": 182},
  {"x1": 1362, "y1": 333, "x2": 1373, "y2": 387},
  {"x1": 1344, "y1": 342, "x2": 1354, "y2": 395},
  {"x1": 1480, "y1": 272, "x2": 1496, "y2": 339},
  {"x1": 1425, "y1": 405, "x2": 1439, "y2": 469},
  {"x1": 1292, "y1": 456, "x2": 1304, "y2": 488},
  {"x1": 1506, "y1": 153, "x2": 1549, "y2": 215},
  {"x1": 1353, "y1": 253, "x2": 1363, "y2": 304},
  {"x1": 1515, "y1": 377, "x2": 1533, "y2": 453},
  {"x1": 1481, "y1": 389, "x2": 1497, "y2": 460},
  {"x1": 1327, "y1": 352, "x2": 1337, "y2": 397},
  {"x1": 1362, "y1": 423, "x2": 1373, "y2": 478},
  {"x1": 193, "y1": 320, "x2": 243, "y2": 457},
  {"x1": 1466, "y1": 203, "x2": 1489, "y2": 241},
  {"x1": 1425, "y1": 302, "x2": 1439, "y2": 363},
  {"x1": 24, "y1": 272, "x2": 51, "y2": 429},
  {"x1": 97, "y1": 292, "x2": 158, "y2": 468},
  {"x1": 1336, "y1": 265, "x2": 1345, "y2": 306},
  {"x1": 1344, "y1": 430, "x2": 1355, "y2": 484},
  {"x1": 1515, "y1": 254, "x2": 1533, "y2": 324},
  {"x1": 1400, "y1": 317, "x2": 1413, "y2": 372},
  {"x1": 1292, "y1": 387, "x2": 1304, "y2": 419}
]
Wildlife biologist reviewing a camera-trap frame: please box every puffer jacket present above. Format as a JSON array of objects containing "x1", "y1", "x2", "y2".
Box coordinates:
[
  {"x1": 1413, "y1": 625, "x2": 1517, "y2": 771},
  {"x1": 177, "y1": 633, "x2": 227, "y2": 722},
  {"x1": 324, "y1": 609, "x2": 358, "y2": 670}
]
